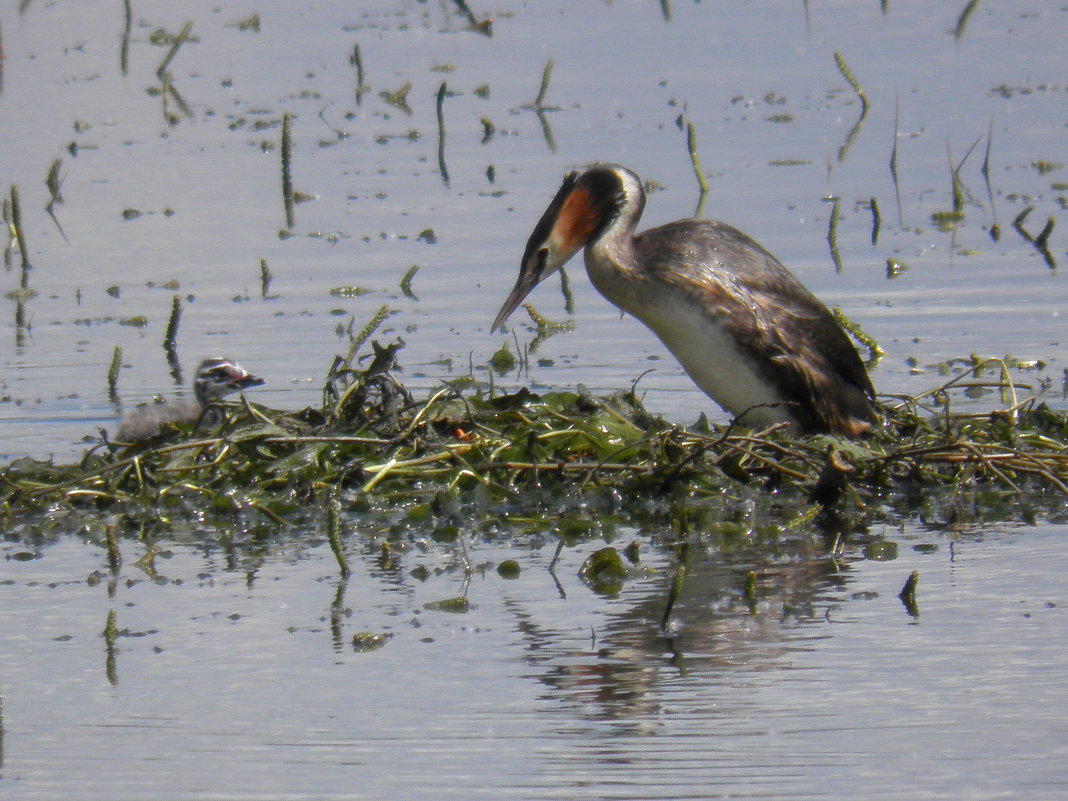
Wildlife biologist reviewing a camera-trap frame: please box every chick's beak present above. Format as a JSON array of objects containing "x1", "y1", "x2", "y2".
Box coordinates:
[
  {"x1": 225, "y1": 364, "x2": 266, "y2": 391},
  {"x1": 232, "y1": 373, "x2": 266, "y2": 391}
]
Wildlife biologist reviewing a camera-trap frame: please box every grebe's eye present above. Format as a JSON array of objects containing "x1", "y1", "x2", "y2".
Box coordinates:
[{"x1": 534, "y1": 247, "x2": 549, "y2": 275}]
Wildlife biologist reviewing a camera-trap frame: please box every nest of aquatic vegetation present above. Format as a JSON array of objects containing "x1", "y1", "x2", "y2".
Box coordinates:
[{"x1": 2, "y1": 342, "x2": 1066, "y2": 531}]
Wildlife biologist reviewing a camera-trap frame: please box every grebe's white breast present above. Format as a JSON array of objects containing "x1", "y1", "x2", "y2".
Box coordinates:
[{"x1": 584, "y1": 227, "x2": 800, "y2": 428}]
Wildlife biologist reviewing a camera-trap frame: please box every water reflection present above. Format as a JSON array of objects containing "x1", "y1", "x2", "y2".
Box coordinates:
[
  {"x1": 515, "y1": 59, "x2": 561, "y2": 154},
  {"x1": 512, "y1": 537, "x2": 863, "y2": 741}
]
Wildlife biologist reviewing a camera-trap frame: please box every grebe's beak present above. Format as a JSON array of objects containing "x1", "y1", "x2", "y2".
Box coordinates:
[
  {"x1": 231, "y1": 372, "x2": 266, "y2": 391},
  {"x1": 491, "y1": 246, "x2": 551, "y2": 333},
  {"x1": 491, "y1": 171, "x2": 586, "y2": 333},
  {"x1": 222, "y1": 362, "x2": 266, "y2": 391}
]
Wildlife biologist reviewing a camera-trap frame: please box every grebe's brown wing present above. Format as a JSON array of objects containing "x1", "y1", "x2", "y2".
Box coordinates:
[{"x1": 636, "y1": 220, "x2": 876, "y2": 434}]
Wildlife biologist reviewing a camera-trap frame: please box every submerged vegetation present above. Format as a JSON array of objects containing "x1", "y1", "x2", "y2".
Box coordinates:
[{"x1": 2, "y1": 340, "x2": 1065, "y2": 548}]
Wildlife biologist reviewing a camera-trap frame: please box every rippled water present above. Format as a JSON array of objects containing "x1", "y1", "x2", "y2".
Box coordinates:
[
  {"x1": 3, "y1": 518, "x2": 1068, "y2": 800},
  {"x1": 2, "y1": 0, "x2": 1067, "y2": 798}
]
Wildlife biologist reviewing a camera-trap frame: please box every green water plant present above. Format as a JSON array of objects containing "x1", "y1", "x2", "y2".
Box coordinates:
[
  {"x1": 10, "y1": 184, "x2": 30, "y2": 271},
  {"x1": 1, "y1": 342, "x2": 1065, "y2": 538},
  {"x1": 834, "y1": 51, "x2": 868, "y2": 161}
]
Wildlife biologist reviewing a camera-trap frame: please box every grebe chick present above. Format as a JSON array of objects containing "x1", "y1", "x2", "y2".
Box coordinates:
[
  {"x1": 491, "y1": 164, "x2": 877, "y2": 437},
  {"x1": 114, "y1": 358, "x2": 265, "y2": 444}
]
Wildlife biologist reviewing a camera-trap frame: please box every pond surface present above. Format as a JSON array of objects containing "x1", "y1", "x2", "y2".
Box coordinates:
[
  {"x1": 3, "y1": 517, "x2": 1068, "y2": 800},
  {"x1": 2, "y1": 0, "x2": 1067, "y2": 798}
]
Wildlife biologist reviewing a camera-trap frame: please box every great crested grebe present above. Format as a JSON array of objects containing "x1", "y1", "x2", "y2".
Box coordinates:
[
  {"x1": 491, "y1": 164, "x2": 877, "y2": 437},
  {"x1": 114, "y1": 358, "x2": 265, "y2": 443}
]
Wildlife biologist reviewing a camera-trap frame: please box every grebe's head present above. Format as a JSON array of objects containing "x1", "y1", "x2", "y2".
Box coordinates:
[
  {"x1": 193, "y1": 358, "x2": 265, "y2": 405},
  {"x1": 491, "y1": 164, "x2": 645, "y2": 332}
]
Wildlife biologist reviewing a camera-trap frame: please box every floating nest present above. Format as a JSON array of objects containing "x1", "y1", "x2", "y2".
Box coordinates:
[{"x1": 2, "y1": 340, "x2": 1066, "y2": 543}]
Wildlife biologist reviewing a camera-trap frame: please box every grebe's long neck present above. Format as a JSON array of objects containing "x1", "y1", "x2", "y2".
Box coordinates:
[{"x1": 583, "y1": 167, "x2": 647, "y2": 303}]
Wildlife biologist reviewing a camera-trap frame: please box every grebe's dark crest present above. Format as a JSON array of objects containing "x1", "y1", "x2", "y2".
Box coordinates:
[
  {"x1": 114, "y1": 358, "x2": 265, "y2": 443},
  {"x1": 492, "y1": 164, "x2": 877, "y2": 437}
]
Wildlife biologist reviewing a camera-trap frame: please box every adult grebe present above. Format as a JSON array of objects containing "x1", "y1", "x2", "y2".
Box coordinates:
[
  {"x1": 491, "y1": 164, "x2": 876, "y2": 436},
  {"x1": 114, "y1": 358, "x2": 265, "y2": 443}
]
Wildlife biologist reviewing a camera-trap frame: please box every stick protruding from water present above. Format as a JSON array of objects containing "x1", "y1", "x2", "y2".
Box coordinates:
[
  {"x1": 281, "y1": 112, "x2": 295, "y2": 229},
  {"x1": 10, "y1": 184, "x2": 31, "y2": 271},
  {"x1": 163, "y1": 295, "x2": 182, "y2": 355},
  {"x1": 155, "y1": 21, "x2": 193, "y2": 80}
]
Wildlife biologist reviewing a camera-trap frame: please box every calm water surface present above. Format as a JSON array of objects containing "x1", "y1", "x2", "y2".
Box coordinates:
[
  {"x1": 2, "y1": 1, "x2": 1067, "y2": 798},
  {"x1": 3, "y1": 519, "x2": 1068, "y2": 799}
]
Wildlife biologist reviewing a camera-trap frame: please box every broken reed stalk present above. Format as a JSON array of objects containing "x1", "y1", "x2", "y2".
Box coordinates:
[
  {"x1": 260, "y1": 258, "x2": 272, "y2": 297},
  {"x1": 399, "y1": 264, "x2": 419, "y2": 299},
  {"x1": 281, "y1": 112, "x2": 295, "y2": 229},
  {"x1": 869, "y1": 196, "x2": 881, "y2": 245},
  {"x1": 104, "y1": 524, "x2": 122, "y2": 573},
  {"x1": 42, "y1": 159, "x2": 70, "y2": 241},
  {"x1": 834, "y1": 51, "x2": 868, "y2": 162},
  {"x1": 102, "y1": 607, "x2": 118, "y2": 638},
  {"x1": 451, "y1": 0, "x2": 480, "y2": 29},
  {"x1": 744, "y1": 570, "x2": 759, "y2": 611},
  {"x1": 107, "y1": 345, "x2": 122, "y2": 397},
  {"x1": 135, "y1": 544, "x2": 159, "y2": 579},
  {"x1": 947, "y1": 142, "x2": 964, "y2": 214},
  {"x1": 163, "y1": 295, "x2": 182, "y2": 352},
  {"x1": 160, "y1": 71, "x2": 175, "y2": 124},
  {"x1": 980, "y1": 118, "x2": 993, "y2": 183},
  {"x1": 45, "y1": 160, "x2": 63, "y2": 207},
  {"x1": 890, "y1": 97, "x2": 903, "y2": 227},
  {"x1": 102, "y1": 609, "x2": 119, "y2": 686},
  {"x1": 155, "y1": 21, "x2": 193, "y2": 80},
  {"x1": 686, "y1": 121, "x2": 709, "y2": 198},
  {"x1": 834, "y1": 51, "x2": 868, "y2": 118},
  {"x1": 1012, "y1": 206, "x2": 1034, "y2": 239},
  {"x1": 898, "y1": 570, "x2": 919, "y2": 616},
  {"x1": 826, "y1": 197, "x2": 843, "y2": 273},
  {"x1": 947, "y1": 135, "x2": 981, "y2": 217},
  {"x1": 660, "y1": 542, "x2": 689, "y2": 630},
  {"x1": 10, "y1": 184, "x2": 30, "y2": 270},
  {"x1": 351, "y1": 43, "x2": 366, "y2": 103},
  {"x1": 533, "y1": 58, "x2": 554, "y2": 109},
  {"x1": 981, "y1": 117, "x2": 1000, "y2": 240},
  {"x1": 1034, "y1": 217, "x2": 1054, "y2": 250},
  {"x1": 436, "y1": 82, "x2": 449, "y2": 185},
  {"x1": 120, "y1": 0, "x2": 132, "y2": 75},
  {"x1": 326, "y1": 495, "x2": 350, "y2": 578},
  {"x1": 954, "y1": 0, "x2": 981, "y2": 41},
  {"x1": 166, "y1": 78, "x2": 192, "y2": 121},
  {"x1": 436, "y1": 81, "x2": 448, "y2": 136}
]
